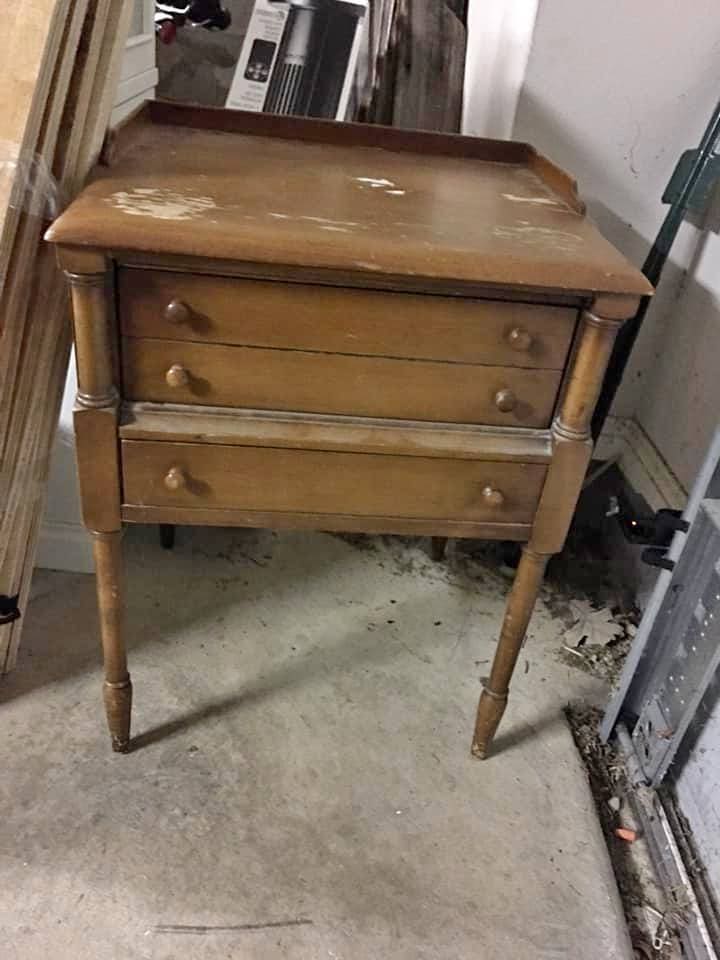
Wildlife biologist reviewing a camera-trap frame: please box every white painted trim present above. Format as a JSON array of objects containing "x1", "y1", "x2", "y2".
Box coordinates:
[
  {"x1": 596, "y1": 416, "x2": 686, "y2": 511},
  {"x1": 462, "y1": 0, "x2": 539, "y2": 139},
  {"x1": 35, "y1": 522, "x2": 94, "y2": 575},
  {"x1": 114, "y1": 67, "x2": 159, "y2": 110}
]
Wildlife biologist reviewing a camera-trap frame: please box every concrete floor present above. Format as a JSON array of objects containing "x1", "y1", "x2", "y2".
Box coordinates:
[{"x1": 0, "y1": 528, "x2": 631, "y2": 959}]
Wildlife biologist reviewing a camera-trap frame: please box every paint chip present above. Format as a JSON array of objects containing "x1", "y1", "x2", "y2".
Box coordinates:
[
  {"x1": 492, "y1": 224, "x2": 583, "y2": 252},
  {"x1": 106, "y1": 188, "x2": 216, "y2": 221},
  {"x1": 501, "y1": 193, "x2": 565, "y2": 206}
]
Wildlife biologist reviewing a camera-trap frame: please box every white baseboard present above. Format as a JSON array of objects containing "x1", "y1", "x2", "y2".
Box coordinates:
[
  {"x1": 596, "y1": 415, "x2": 686, "y2": 511},
  {"x1": 35, "y1": 521, "x2": 94, "y2": 574}
]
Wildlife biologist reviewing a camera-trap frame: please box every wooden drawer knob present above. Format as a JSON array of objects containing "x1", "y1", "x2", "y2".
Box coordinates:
[
  {"x1": 165, "y1": 363, "x2": 190, "y2": 388},
  {"x1": 163, "y1": 466, "x2": 187, "y2": 491},
  {"x1": 163, "y1": 299, "x2": 192, "y2": 325},
  {"x1": 494, "y1": 388, "x2": 517, "y2": 412},
  {"x1": 507, "y1": 327, "x2": 533, "y2": 351},
  {"x1": 481, "y1": 486, "x2": 505, "y2": 508}
]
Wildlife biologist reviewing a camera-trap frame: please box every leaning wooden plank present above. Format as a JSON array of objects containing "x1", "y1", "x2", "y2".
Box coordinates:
[
  {"x1": 0, "y1": 321, "x2": 72, "y2": 673},
  {"x1": 0, "y1": 252, "x2": 63, "y2": 572},
  {"x1": 0, "y1": 1, "x2": 133, "y2": 672},
  {"x1": 0, "y1": 0, "x2": 73, "y2": 304},
  {"x1": 65, "y1": 0, "x2": 134, "y2": 194},
  {"x1": 0, "y1": 13, "x2": 96, "y2": 641},
  {"x1": 53, "y1": 0, "x2": 113, "y2": 188},
  {"x1": 0, "y1": 0, "x2": 120, "y2": 442},
  {"x1": 0, "y1": 262, "x2": 69, "y2": 671},
  {"x1": 41, "y1": 0, "x2": 95, "y2": 179},
  {"x1": 391, "y1": 0, "x2": 466, "y2": 133},
  {"x1": 0, "y1": 0, "x2": 90, "y2": 443},
  {"x1": 0, "y1": 1, "x2": 87, "y2": 564},
  {"x1": 0, "y1": 307, "x2": 72, "y2": 673},
  {"x1": 0, "y1": 0, "x2": 112, "y2": 456}
]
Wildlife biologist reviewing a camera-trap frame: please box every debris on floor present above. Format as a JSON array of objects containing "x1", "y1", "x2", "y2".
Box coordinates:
[
  {"x1": 616, "y1": 826, "x2": 639, "y2": 843},
  {"x1": 567, "y1": 705, "x2": 684, "y2": 960},
  {"x1": 553, "y1": 595, "x2": 639, "y2": 684},
  {"x1": 541, "y1": 466, "x2": 642, "y2": 687}
]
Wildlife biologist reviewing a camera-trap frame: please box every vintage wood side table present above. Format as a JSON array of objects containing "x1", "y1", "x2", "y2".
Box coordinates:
[{"x1": 46, "y1": 101, "x2": 651, "y2": 757}]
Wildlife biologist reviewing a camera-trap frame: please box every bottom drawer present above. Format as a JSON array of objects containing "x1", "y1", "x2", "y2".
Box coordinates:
[{"x1": 121, "y1": 440, "x2": 546, "y2": 524}]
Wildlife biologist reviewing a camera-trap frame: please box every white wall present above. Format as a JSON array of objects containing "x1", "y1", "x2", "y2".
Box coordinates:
[
  {"x1": 36, "y1": 363, "x2": 94, "y2": 572},
  {"x1": 462, "y1": 0, "x2": 539, "y2": 139},
  {"x1": 513, "y1": 0, "x2": 720, "y2": 492}
]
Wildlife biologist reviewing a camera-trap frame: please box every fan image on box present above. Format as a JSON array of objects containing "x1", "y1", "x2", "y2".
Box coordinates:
[{"x1": 226, "y1": 0, "x2": 367, "y2": 120}]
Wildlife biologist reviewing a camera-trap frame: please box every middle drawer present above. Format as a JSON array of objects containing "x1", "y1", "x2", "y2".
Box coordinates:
[{"x1": 121, "y1": 338, "x2": 562, "y2": 427}]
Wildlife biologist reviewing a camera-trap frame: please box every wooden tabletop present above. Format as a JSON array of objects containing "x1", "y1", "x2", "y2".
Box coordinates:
[{"x1": 47, "y1": 101, "x2": 651, "y2": 299}]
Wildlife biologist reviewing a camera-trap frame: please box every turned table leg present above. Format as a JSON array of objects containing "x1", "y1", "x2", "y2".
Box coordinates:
[
  {"x1": 92, "y1": 531, "x2": 132, "y2": 752},
  {"x1": 159, "y1": 523, "x2": 176, "y2": 550},
  {"x1": 472, "y1": 547, "x2": 548, "y2": 758},
  {"x1": 63, "y1": 255, "x2": 130, "y2": 753},
  {"x1": 471, "y1": 308, "x2": 624, "y2": 759}
]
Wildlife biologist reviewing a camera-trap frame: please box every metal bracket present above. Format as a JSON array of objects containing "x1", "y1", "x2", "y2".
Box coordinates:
[
  {"x1": 616, "y1": 725, "x2": 720, "y2": 960},
  {"x1": 663, "y1": 149, "x2": 720, "y2": 214},
  {"x1": 641, "y1": 547, "x2": 675, "y2": 571},
  {"x1": 601, "y1": 428, "x2": 720, "y2": 745},
  {"x1": 633, "y1": 508, "x2": 720, "y2": 786},
  {"x1": 0, "y1": 593, "x2": 21, "y2": 626},
  {"x1": 617, "y1": 498, "x2": 689, "y2": 548}
]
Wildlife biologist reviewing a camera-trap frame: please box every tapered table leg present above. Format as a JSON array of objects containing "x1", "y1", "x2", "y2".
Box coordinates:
[
  {"x1": 472, "y1": 547, "x2": 548, "y2": 759},
  {"x1": 159, "y1": 523, "x2": 176, "y2": 550},
  {"x1": 92, "y1": 531, "x2": 132, "y2": 752},
  {"x1": 471, "y1": 309, "x2": 624, "y2": 759},
  {"x1": 431, "y1": 536, "x2": 448, "y2": 562}
]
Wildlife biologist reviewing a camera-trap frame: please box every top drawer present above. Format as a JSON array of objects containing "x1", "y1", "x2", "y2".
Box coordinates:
[{"x1": 118, "y1": 268, "x2": 577, "y2": 369}]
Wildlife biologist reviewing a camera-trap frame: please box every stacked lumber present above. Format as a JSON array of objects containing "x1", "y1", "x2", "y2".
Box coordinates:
[
  {"x1": 356, "y1": 0, "x2": 396, "y2": 120},
  {"x1": 360, "y1": 1, "x2": 467, "y2": 133},
  {"x1": 0, "y1": 1, "x2": 133, "y2": 673}
]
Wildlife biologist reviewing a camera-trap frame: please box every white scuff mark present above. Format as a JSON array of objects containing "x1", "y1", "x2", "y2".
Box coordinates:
[
  {"x1": 501, "y1": 192, "x2": 564, "y2": 206},
  {"x1": 268, "y1": 212, "x2": 360, "y2": 228},
  {"x1": 492, "y1": 224, "x2": 583, "y2": 253},
  {"x1": 353, "y1": 260, "x2": 382, "y2": 271},
  {"x1": 386, "y1": 189, "x2": 405, "y2": 196},
  {"x1": 106, "y1": 188, "x2": 217, "y2": 221},
  {"x1": 355, "y1": 176, "x2": 396, "y2": 188},
  {"x1": 301, "y1": 215, "x2": 359, "y2": 227},
  {"x1": 319, "y1": 225, "x2": 349, "y2": 233}
]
